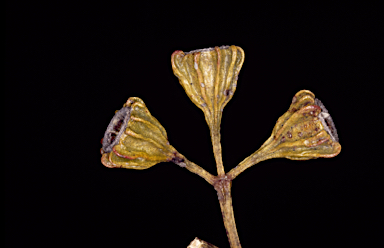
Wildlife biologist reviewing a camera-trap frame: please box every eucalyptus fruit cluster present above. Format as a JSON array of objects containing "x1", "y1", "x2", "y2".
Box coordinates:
[{"x1": 100, "y1": 45, "x2": 341, "y2": 248}]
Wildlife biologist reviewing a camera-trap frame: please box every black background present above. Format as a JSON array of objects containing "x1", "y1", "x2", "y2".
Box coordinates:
[{"x1": 6, "y1": 2, "x2": 382, "y2": 247}]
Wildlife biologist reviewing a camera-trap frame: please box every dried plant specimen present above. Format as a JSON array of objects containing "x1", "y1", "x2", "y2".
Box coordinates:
[{"x1": 100, "y1": 46, "x2": 341, "y2": 248}]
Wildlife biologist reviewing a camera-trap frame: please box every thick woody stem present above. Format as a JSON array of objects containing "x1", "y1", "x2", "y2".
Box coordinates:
[{"x1": 214, "y1": 176, "x2": 241, "y2": 248}]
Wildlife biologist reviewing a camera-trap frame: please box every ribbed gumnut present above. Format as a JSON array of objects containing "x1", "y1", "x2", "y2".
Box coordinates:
[
  {"x1": 101, "y1": 97, "x2": 177, "y2": 169},
  {"x1": 255, "y1": 90, "x2": 341, "y2": 160},
  {"x1": 171, "y1": 45, "x2": 244, "y2": 129}
]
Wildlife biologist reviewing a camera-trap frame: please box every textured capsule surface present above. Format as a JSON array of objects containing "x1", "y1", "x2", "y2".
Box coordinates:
[
  {"x1": 101, "y1": 97, "x2": 176, "y2": 169},
  {"x1": 171, "y1": 45, "x2": 244, "y2": 128},
  {"x1": 256, "y1": 90, "x2": 341, "y2": 160}
]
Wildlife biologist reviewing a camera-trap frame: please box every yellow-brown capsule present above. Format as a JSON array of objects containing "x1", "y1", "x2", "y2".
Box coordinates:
[
  {"x1": 250, "y1": 90, "x2": 341, "y2": 161},
  {"x1": 101, "y1": 97, "x2": 177, "y2": 169},
  {"x1": 171, "y1": 45, "x2": 244, "y2": 129}
]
